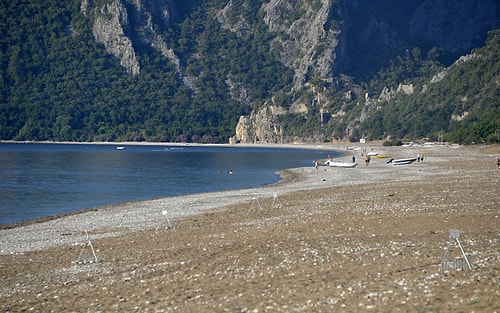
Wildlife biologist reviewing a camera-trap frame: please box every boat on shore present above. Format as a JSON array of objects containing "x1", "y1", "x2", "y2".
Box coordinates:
[
  {"x1": 325, "y1": 160, "x2": 358, "y2": 168},
  {"x1": 388, "y1": 157, "x2": 417, "y2": 165}
]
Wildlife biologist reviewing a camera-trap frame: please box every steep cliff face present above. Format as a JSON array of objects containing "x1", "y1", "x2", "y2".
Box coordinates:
[
  {"x1": 409, "y1": 0, "x2": 498, "y2": 52},
  {"x1": 89, "y1": 0, "x2": 140, "y2": 75},
  {"x1": 82, "y1": 0, "x2": 498, "y2": 82},
  {"x1": 82, "y1": 0, "x2": 182, "y2": 76},
  {"x1": 222, "y1": 0, "x2": 342, "y2": 143},
  {"x1": 214, "y1": 0, "x2": 498, "y2": 143},
  {"x1": 336, "y1": 0, "x2": 499, "y2": 76},
  {"x1": 261, "y1": 0, "x2": 339, "y2": 88}
]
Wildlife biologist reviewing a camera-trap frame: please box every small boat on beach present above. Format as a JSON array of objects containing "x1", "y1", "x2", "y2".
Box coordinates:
[
  {"x1": 388, "y1": 157, "x2": 417, "y2": 165},
  {"x1": 325, "y1": 160, "x2": 358, "y2": 168},
  {"x1": 371, "y1": 154, "x2": 391, "y2": 159},
  {"x1": 366, "y1": 151, "x2": 379, "y2": 156}
]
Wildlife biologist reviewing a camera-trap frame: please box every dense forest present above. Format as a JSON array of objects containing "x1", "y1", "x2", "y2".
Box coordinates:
[
  {"x1": 0, "y1": 0, "x2": 499, "y2": 143},
  {"x1": 0, "y1": 0, "x2": 261, "y2": 143}
]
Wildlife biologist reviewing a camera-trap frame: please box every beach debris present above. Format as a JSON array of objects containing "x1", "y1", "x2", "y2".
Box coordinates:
[
  {"x1": 439, "y1": 229, "x2": 472, "y2": 271},
  {"x1": 162, "y1": 210, "x2": 173, "y2": 229},
  {"x1": 75, "y1": 228, "x2": 99, "y2": 264}
]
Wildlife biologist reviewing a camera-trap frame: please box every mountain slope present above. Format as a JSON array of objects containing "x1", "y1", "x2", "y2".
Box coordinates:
[
  {"x1": 358, "y1": 30, "x2": 500, "y2": 143},
  {"x1": 0, "y1": 0, "x2": 499, "y2": 143}
]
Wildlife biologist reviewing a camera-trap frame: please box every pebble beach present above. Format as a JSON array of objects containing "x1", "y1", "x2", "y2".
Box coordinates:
[{"x1": 1, "y1": 142, "x2": 499, "y2": 312}]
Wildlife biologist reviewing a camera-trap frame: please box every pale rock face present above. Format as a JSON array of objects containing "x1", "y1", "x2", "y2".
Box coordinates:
[
  {"x1": 92, "y1": 0, "x2": 140, "y2": 75},
  {"x1": 397, "y1": 84, "x2": 414, "y2": 95},
  {"x1": 233, "y1": 106, "x2": 287, "y2": 144},
  {"x1": 289, "y1": 102, "x2": 308, "y2": 114},
  {"x1": 234, "y1": 115, "x2": 253, "y2": 144},
  {"x1": 83, "y1": 0, "x2": 182, "y2": 76},
  {"x1": 216, "y1": 0, "x2": 251, "y2": 36},
  {"x1": 261, "y1": 0, "x2": 339, "y2": 89}
]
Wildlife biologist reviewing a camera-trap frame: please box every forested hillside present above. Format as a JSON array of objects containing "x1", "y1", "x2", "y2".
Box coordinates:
[
  {"x1": 0, "y1": 0, "x2": 499, "y2": 143},
  {"x1": 358, "y1": 31, "x2": 500, "y2": 144},
  {"x1": 1, "y1": 0, "x2": 257, "y2": 142}
]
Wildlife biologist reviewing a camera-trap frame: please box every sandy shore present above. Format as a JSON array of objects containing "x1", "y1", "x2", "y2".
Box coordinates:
[{"x1": 1, "y1": 143, "x2": 499, "y2": 312}]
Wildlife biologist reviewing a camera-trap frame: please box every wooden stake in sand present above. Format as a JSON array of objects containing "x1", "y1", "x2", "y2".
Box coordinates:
[
  {"x1": 272, "y1": 192, "x2": 283, "y2": 208},
  {"x1": 162, "y1": 210, "x2": 173, "y2": 229},
  {"x1": 250, "y1": 197, "x2": 262, "y2": 211},
  {"x1": 439, "y1": 229, "x2": 472, "y2": 271},
  {"x1": 76, "y1": 228, "x2": 99, "y2": 264}
]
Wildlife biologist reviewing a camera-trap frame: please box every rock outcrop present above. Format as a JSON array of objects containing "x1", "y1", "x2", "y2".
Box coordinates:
[
  {"x1": 261, "y1": 0, "x2": 340, "y2": 89},
  {"x1": 82, "y1": 0, "x2": 183, "y2": 77},
  {"x1": 216, "y1": 0, "x2": 251, "y2": 36},
  {"x1": 90, "y1": 0, "x2": 140, "y2": 75},
  {"x1": 232, "y1": 106, "x2": 287, "y2": 144}
]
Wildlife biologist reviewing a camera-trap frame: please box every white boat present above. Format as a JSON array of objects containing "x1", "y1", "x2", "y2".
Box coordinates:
[
  {"x1": 116, "y1": 146, "x2": 126, "y2": 150},
  {"x1": 366, "y1": 151, "x2": 379, "y2": 156},
  {"x1": 325, "y1": 160, "x2": 358, "y2": 168},
  {"x1": 389, "y1": 157, "x2": 417, "y2": 165}
]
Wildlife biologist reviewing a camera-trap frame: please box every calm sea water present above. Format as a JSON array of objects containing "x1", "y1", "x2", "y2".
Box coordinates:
[{"x1": 0, "y1": 143, "x2": 336, "y2": 224}]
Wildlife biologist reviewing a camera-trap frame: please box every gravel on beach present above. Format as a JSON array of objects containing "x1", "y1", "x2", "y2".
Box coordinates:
[{"x1": 1, "y1": 143, "x2": 499, "y2": 312}]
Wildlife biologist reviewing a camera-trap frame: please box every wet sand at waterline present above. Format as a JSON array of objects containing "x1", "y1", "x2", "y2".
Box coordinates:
[{"x1": 1, "y1": 143, "x2": 499, "y2": 312}]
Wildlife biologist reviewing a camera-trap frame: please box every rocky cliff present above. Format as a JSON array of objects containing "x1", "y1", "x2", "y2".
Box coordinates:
[
  {"x1": 82, "y1": 0, "x2": 182, "y2": 76},
  {"x1": 409, "y1": 0, "x2": 498, "y2": 52},
  {"x1": 231, "y1": 0, "x2": 499, "y2": 143},
  {"x1": 86, "y1": 0, "x2": 140, "y2": 75},
  {"x1": 261, "y1": 0, "x2": 339, "y2": 89},
  {"x1": 81, "y1": 0, "x2": 499, "y2": 78},
  {"x1": 231, "y1": 105, "x2": 287, "y2": 144}
]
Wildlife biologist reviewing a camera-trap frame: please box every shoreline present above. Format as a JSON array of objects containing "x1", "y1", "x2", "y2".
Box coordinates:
[
  {"x1": 0, "y1": 141, "x2": 350, "y2": 229},
  {"x1": 0, "y1": 142, "x2": 483, "y2": 255},
  {"x1": 1, "y1": 143, "x2": 499, "y2": 312},
  {"x1": 0, "y1": 167, "x2": 301, "y2": 231}
]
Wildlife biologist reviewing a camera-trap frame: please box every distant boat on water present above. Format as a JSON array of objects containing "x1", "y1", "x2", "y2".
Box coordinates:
[{"x1": 116, "y1": 146, "x2": 126, "y2": 150}]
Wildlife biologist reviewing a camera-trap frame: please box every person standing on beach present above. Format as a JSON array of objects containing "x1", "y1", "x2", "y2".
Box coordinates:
[
  {"x1": 496, "y1": 157, "x2": 500, "y2": 170},
  {"x1": 365, "y1": 155, "x2": 370, "y2": 166},
  {"x1": 315, "y1": 160, "x2": 319, "y2": 171}
]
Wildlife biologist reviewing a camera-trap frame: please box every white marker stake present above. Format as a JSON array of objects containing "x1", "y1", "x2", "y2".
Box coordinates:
[{"x1": 162, "y1": 210, "x2": 173, "y2": 229}]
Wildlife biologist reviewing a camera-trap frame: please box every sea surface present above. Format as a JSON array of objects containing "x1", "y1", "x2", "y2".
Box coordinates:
[{"x1": 0, "y1": 143, "x2": 337, "y2": 224}]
